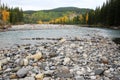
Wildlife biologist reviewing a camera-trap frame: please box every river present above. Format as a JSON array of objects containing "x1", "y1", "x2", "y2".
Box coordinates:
[{"x1": 0, "y1": 25, "x2": 120, "y2": 49}]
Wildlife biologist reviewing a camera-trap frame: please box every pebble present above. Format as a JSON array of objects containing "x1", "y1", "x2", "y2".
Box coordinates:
[
  {"x1": 16, "y1": 68, "x2": 28, "y2": 78},
  {"x1": 63, "y1": 57, "x2": 71, "y2": 65},
  {"x1": 59, "y1": 38, "x2": 66, "y2": 43},
  {"x1": 43, "y1": 77, "x2": 51, "y2": 80},
  {"x1": 10, "y1": 74, "x2": 17, "y2": 79},
  {"x1": 75, "y1": 76, "x2": 85, "y2": 80},
  {"x1": 0, "y1": 63, "x2": 2, "y2": 71},
  {"x1": 30, "y1": 51, "x2": 42, "y2": 61},
  {"x1": 0, "y1": 36, "x2": 119, "y2": 80},
  {"x1": 44, "y1": 70, "x2": 54, "y2": 77},
  {"x1": 95, "y1": 69, "x2": 104, "y2": 75},
  {"x1": 101, "y1": 57, "x2": 109, "y2": 64},
  {"x1": 35, "y1": 73, "x2": 44, "y2": 80},
  {"x1": 90, "y1": 76, "x2": 96, "y2": 79},
  {"x1": 23, "y1": 59, "x2": 29, "y2": 66}
]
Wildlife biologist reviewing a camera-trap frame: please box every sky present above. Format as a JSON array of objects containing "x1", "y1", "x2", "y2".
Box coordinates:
[{"x1": 1, "y1": 0, "x2": 106, "y2": 11}]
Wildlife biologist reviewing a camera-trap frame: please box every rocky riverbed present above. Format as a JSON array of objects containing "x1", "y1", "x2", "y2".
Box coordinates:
[{"x1": 0, "y1": 35, "x2": 120, "y2": 80}]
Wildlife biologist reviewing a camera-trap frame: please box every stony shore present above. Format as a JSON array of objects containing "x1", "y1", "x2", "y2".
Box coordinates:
[
  {"x1": 0, "y1": 35, "x2": 120, "y2": 80},
  {"x1": 8, "y1": 24, "x2": 78, "y2": 31}
]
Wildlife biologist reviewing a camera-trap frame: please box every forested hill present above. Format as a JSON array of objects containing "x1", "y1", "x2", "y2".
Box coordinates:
[
  {"x1": 24, "y1": 7, "x2": 91, "y2": 14},
  {"x1": 24, "y1": 7, "x2": 92, "y2": 23}
]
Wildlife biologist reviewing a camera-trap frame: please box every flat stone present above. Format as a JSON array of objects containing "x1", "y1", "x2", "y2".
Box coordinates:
[
  {"x1": 19, "y1": 77, "x2": 35, "y2": 80},
  {"x1": 58, "y1": 66, "x2": 70, "y2": 73},
  {"x1": 10, "y1": 74, "x2": 17, "y2": 79},
  {"x1": 43, "y1": 77, "x2": 51, "y2": 80},
  {"x1": 95, "y1": 69, "x2": 104, "y2": 75},
  {"x1": 16, "y1": 68, "x2": 28, "y2": 78},
  {"x1": 75, "y1": 76, "x2": 85, "y2": 80},
  {"x1": 44, "y1": 70, "x2": 54, "y2": 77},
  {"x1": 56, "y1": 73, "x2": 73, "y2": 78},
  {"x1": 49, "y1": 53, "x2": 58, "y2": 58},
  {"x1": 90, "y1": 76, "x2": 96, "y2": 79}
]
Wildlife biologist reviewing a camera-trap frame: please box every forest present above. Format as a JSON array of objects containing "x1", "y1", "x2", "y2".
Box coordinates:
[
  {"x1": 23, "y1": 7, "x2": 91, "y2": 24},
  {"x1": 88, "y1": 0, "x2": 120, "y2": 27},
  {"x1": 0, "y1": 0, "x2": 120, "y2": 29},
  {"x1": 0, "y1": 4, "x2": 23, "y2": 29}
]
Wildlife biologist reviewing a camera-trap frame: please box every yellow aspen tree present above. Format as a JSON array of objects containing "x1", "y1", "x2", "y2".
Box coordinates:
[
  {"x1": 79, "y1": 14, "x2": 83, "y2": 21},
  {"x1": 37, "y1": 20, "x2": 43, "y2": 24},
  {"x1": 2, "y1": 10, "x2": 9, "y2": 22},
  {"x1": 64, "y1": 16, "x2": 68, "y2": 23},
  {"x1": 86, "y1": 13, "x2": 89, "y2": 24}
]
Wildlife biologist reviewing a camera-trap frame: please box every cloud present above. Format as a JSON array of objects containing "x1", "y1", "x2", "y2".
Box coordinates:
[{"x1": 1, "y1": 0, "x2": 106, "y2": 10}]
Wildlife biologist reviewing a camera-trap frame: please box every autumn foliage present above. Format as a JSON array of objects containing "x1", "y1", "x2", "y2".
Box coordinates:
[{"x1": 2, "y1": 10, "x2": 9, "y2": 22}]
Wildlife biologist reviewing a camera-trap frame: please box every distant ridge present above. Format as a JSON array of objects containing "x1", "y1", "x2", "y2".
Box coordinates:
[
  {"x1": 23, "y1": 7, "x2": 92, "y2": 23},
  {"x1": 24, "y1": 7, "x2": 92, "y2": 14}
]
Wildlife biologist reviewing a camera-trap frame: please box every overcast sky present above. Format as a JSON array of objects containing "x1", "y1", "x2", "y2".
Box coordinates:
[{"x1": 2, "y1": 0, "x2": 106, "y2": 11}]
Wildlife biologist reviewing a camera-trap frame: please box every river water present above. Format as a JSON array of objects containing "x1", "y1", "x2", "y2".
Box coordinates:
[{"x1": 0, "y1": 26, "x2": 120, "y2": 49}]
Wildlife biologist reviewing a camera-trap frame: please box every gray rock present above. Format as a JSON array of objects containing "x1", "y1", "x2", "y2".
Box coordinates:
[
  {"x1": 16, "y1": 67, "x2": 28, "y2": 78},
  {"x1": 44, "y1": 70, "x2": 54, "y2": 77},
  {"x1": 56, "y1": 73, "x2": 73, "y2": 78},
  {"x1": 95, "y1": 69, "x2": 104, "y2": 75},
  {"x1": 32, "y1": 67, "x2": 39, "y2": 74},
  {"x1": 38, "y1": 62, "x2": 46, "y2": 70},
  {"x1": 19, "y1": 77, "x2": 35, "y2": 80},
  {"x1": 48, "y1": 53, "x2": 58, "y2": 58}
]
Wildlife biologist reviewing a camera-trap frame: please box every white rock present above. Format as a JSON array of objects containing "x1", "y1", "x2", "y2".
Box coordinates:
[
  {"x1": 79, "y1": 46, "x2": 83, "y2": 49},
  {"x1": 90, "y1": 76, "x2": 96, "y2": 79},
  {"x1": 76, "y1": 71, "x2": 83, "y2": 75},
  {"x1": 43, "y1": 77, "x2": 51, "y2": 80},
  {"x1": 35, "y1": 73, "x2": 44, "y2": 80},
  {"x1": 76, "y1": 67, "x2": 86, "y2": 75},
  {"x1": 63, "y1": 57, "x2": 71, "y2": 65},
  {"x1": 86, "y1": 67, "x2": 92, "y2": 72},
  {"x1": 83, "y1": 53, "x2": 88, "y2": 58},
  {"x1": 23, "y1": 59, "x2": 29, "y2": 66},
  {"x1": 70, "y1": 43, "x2": 76, "y2": 47},
  {"x1": 0, "y1": 57, "x2": 10, "y2": 65},
  {"x1": 59, "y1": 38, "x2": 66, "y2": 43},
  {"x1": 104, "y1": 70, "x2": 111, "y2": 77},
  {"x1": 0, "y1": 63, "x2": 2, "y2": 70},
  {"x1": 26, "y1": 51, "x2": 42, "y2": 61}
]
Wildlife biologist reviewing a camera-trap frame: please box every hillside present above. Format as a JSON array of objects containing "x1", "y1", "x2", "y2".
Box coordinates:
[{"x1": 24, "y1": 7, "x2": 92, "y2": 23}]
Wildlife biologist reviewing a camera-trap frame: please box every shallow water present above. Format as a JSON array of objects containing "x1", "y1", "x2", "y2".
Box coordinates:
[{"x1": 0, "y1": 27, "x2": 120, "y2": 48}]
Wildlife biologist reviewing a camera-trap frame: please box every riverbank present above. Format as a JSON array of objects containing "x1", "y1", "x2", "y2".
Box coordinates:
[
  {"x1": 0, "y1": 35, "x2": 120, "y2": 80},
  {"x1": 7, "y1": 24, "x2": 78, "y2": 31},
  {"x1": 79, "y1": 25, "x2": 120, "y2": 30}
]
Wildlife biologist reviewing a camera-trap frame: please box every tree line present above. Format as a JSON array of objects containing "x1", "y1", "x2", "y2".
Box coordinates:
[
  {"x1": 88, "y1": 0, "x2": 120, "y2": 27},
  {"x1": 24, "y1": 7, "x2": 91, "y2": 24},
  {"x1": 49, "y1": 13, "x2": 88, "y2": 25},
  {"x1": 0, "y1": 4, "x2": 24, "y2": 25},
  {"x1": 49, "y1": 0, "x2": 120, "y2": 28}
]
